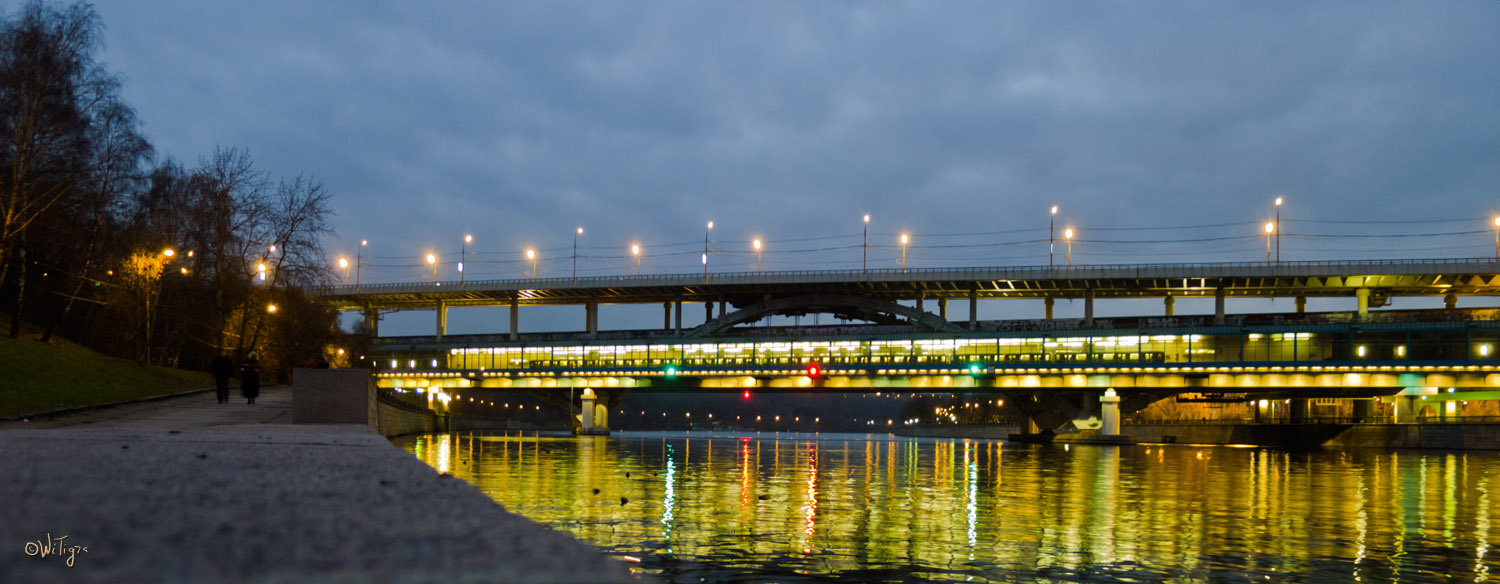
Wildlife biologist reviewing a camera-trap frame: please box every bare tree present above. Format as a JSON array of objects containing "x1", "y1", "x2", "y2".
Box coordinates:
[{"x1": 0, "y1": 1, "x2": 121, "y2": 337}]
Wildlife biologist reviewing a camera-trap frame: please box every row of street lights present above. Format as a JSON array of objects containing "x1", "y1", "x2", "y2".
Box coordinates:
[{"x1": 341, "y1": 194, "x2": 1500, "y2": 284}]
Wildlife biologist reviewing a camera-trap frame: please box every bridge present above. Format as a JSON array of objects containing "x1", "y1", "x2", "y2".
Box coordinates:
[{"x1": 308, "y1": 259, "x2": 1500, "y2": 438}]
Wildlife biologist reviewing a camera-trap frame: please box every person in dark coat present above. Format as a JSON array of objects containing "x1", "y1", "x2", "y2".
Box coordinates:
[
  {"x1": 241, "y1": 351, "x2": 262, "y2": 404},
  {"x1": 210, "y1": 350, "x2": 234, "y2": 404}
]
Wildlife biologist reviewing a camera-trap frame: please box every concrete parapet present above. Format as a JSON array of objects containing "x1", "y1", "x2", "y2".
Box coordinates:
[{"x1": 293, "y1": 369, "x2": 445, "y2": 438}]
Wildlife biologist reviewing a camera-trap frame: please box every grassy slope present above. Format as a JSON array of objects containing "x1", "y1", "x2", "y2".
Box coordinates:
[{"x1": 0, "y1": 318, "x2": 212, "y2": 417}]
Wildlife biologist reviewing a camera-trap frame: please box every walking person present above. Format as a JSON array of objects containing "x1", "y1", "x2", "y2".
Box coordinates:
[
  {"x1": 210, "y1": 350, "x2": 234, "y2": 404},
  {"x1": 241, "y1": 351, "x2": 261, "y2": 405}
]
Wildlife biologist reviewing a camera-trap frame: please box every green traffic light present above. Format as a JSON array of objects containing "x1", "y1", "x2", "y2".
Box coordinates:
[
  {"x1": 665, "y1": 365, "x2": 677, "y2": 377},
  {"x1": 968, "y1": 363, "x2": 982, "y2": 376}
]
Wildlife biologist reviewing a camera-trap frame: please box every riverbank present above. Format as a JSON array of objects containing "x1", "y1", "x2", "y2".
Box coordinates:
[{"x1": 0, "y1": 386, "x2": 634, "y2": 583}]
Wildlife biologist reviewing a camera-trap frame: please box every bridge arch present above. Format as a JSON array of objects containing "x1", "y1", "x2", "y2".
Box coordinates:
[{"x1": 686, "y1": 294, "x2": 965, "y2": 338}]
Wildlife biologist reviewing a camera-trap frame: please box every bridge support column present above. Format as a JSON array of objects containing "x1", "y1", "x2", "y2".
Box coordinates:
[
  {"x1": 436, "y1": 301, "x2": 448, "y2": 338},
  {"x1": 1100, "y1": 388, "x2": 1121, "y2": 436},
  {"x1": 586, "y1": 300, "x2": 599, "y2": 336},
  {"x1": 1214, "y1": 287, "x2": 1226, "y2": 325},
  {"x1": 1352, "y1": 398, "x2": 1374, "y2": 422},
  {"x1": 1394, "y1": 396, "x2": 1415, "y2": 423},
  {"x1": 509, "y1": 298, "x2": 519, "y2": 341},
  {"x1": 1084, "y1": 290, "x2": 1094, "y2": 326},
  {"x1": 580, "y1": 388, "x2": 596, "y2": 430},
  {"x1": 1295, "y1": 296, "x2": 1307, "y2": 314},
  {"x1": 1290, "y1": 398, "x2": 1310, "y2": 423},
  {"x1": 938, "y1": 298, "x2": 948, "y2": 320},
  {"x1": 1164, "y1": 295, "x2": 1174, "y2": 317},
  {"x1": 675, "y1": 301, "x2": 683, "y2": 336},
  {"x1": 705, "y1": 301, "x2": 713, "y2": 322},
  {"x1": 916, "y1": 295, "x2": 924, "y2": 314},
  {"x1": 664, "y1": 302, "x2": 672, "y2": 330},
  {"x1": 362, "y1": 308, "x2": 379, "y2": 337},
  {"x1": 1356, "y1": 288, "x2": 1370, "y2": 318},
  {"x1": 1445, "y1": 293, "x2": 1458, "y2": 310},
  {"x1": 969, "y1": 290, "x2": 978, "y2": 330},
  {"x1": 1044, "y1": 298, "x2": 1055, "y2": 320}
]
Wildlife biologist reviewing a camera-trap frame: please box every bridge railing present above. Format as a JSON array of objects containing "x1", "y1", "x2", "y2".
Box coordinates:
[{"x1": 306, "y1": 257, "x2": 1500, "y2": 296}]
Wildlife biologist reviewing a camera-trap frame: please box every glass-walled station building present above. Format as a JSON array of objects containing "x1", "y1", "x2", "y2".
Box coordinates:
[{"x1": 373, "y1": 308, "x2": 1500, "y2": 374}]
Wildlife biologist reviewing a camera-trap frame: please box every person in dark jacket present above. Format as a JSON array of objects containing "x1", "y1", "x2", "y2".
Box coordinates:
[
  {"x1": 241, "y1": 351, "x2": 261, "y2": 404},
  {"x1": 210, "y1": 350, "x2": 234, "y2": 404}
]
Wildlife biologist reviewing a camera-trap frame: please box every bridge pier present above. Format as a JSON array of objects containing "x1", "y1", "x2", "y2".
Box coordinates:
[
  {"x1": 1045, "y1": 297, "x2": 1054, "y2": 320},
  {"x1": 675, "y1": 301, "x2": 683, "y2": 336},
  {"x1": 663, "y1": 302, "x2": 671, "y2": 330},
  {"x1": 436, "y1": 301, "x2": 448, "y2": 338},
  {"x1": 1289, "y1": 398, "x2": 1310, "y2": 423},
  {"x1": 1352, "y1": 398, "x2": 1374, "y2": 422},
  {"x1": 509, "y1": 298, "x2": 519, "y2": 341},
  {"x1": 1356, "y1": 288, "x2": 1370, "y2": 318},
  {"x1": 938, "y1": 298, "x2": 948, "y2": 320},
  {"x1": 1084, "y1": 290, "x2": 1095, "y2": 326},
  {"x1": 1393, "y1": 396, "x2": 1415, "y2": 423},
  {"x1": 1445, "y1": 293, "x2": 1458, "y2": 310},
  {"x1": 1164, "y1": 295, "x2": 1174, "y2": 317},
  {"x1": 585, "y1": 300, "x2": 599, "y2": 337},
  {"x1": 969, "y1": 289, "x2": 978, "y2": 330},
  {"x1": 362, "y1": 308, "x2": 379, "y2": 336},
  {"x1": 1214, "y1": 287, "x2": 1226, "y2": 325},
  {"x1": 1100, "y1": 388, "x2": 1121, "y2": 435},
  {"x1": 1295, "y1": 296, "x2": 1306, "y2": 314}
]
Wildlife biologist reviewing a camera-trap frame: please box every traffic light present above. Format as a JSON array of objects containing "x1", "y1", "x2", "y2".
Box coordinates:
[
  {"x1": 967, "y1": 363, "x2": 983, "y2": 376},
  {"x1": 665, "y1": 364, "x2": 677, "y2": 378},
  {"x1": 806, "y1": 363, "x2": 821, "y2": 379}
]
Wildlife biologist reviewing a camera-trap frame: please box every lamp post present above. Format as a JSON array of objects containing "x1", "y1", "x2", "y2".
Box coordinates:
[
  {"x1": 426, "y1": 253, "x2": 437, "y2": 284},
  {"x1": 753, "y1": 238, "x2": 762, "y2": 272},
  {"x1": 573, "y1": 227, "x2": 583, "y2": 286},
  {"x1": 1492, "y1": 216, "x2": 1500, "y2": 260},
  {"x1": 704, "y1": 220, "x2": 714, "y2": 282},
  {"x1": 338, "y1": 257, "x2": 349, "y2": 284},
  {"x1": 356, "y1": 240, "x2": 367, "y2": 293},
  {"x1": 525, "y1": 248, "x2": 537, "y2": 278},
  {"x1": 146, "y1": 248, "x2": 176, "y2": 365},
  {"x1": 1049, "y1": 205, "x2": 1058, "y2": 266},
  {"x1": 631, "y1": 244, "x2": 641, "y2": 276},
  {"x1": 863, "y1": 214, "x2": 870, "y2": 272},
  {"x1": 1263, "y1": 222, "x2": 1275, "y2": 263},
  {"x1": 460, "y1": 234, "x2": 472, "y2": 288},
  {"x1": 899, "y1": 233, "x2": 909, "y2": 272},
  {"x1": 1064, "y1": 227, "x2": 1074, "y2": 266},
  {"x1": 1274, "y1": 196, "x2": 1283, "y2": 262}
]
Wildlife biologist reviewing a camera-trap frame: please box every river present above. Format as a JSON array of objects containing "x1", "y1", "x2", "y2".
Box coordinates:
[{"x1": 396, "y1": 431, "x2": 1498, "y2": 582}]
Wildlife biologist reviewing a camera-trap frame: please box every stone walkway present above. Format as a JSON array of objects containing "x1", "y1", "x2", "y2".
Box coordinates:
[{"x1": 0, "y1": 385, "x2": 635, "y2": 583}]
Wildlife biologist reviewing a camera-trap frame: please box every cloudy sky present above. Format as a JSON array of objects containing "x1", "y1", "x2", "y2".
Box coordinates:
[{"x1": 82, "y1": 2, "x2": 1500, "y2": 331}]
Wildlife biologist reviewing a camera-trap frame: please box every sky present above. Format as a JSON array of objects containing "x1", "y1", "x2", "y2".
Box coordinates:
[{"x1": 77, "y1": 1, "x2": 1500, "y2": 332}]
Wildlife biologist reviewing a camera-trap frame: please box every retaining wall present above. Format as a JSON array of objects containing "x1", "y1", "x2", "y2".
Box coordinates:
[{"x1": 292, "y1": 369, "x2": 446, "y2": 437}]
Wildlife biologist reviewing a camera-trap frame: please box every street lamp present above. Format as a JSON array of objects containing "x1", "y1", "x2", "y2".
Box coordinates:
[
  {"x1": 338, "y1": 257, "x2": 349, "y2": 284},
  {"x1": 863, "y1": 214, "x2": 870, "y2": 272},
  {"x1": 704, "y1": 220, "x2": 714, "y2": 281},
  {"x1": 426, "y1": 253, "x2": 437, "y2": 284},
  {"x1": 1274, "y1": 196, "x2": 1283, "y2": 262},
  {"x1": 573, "y1": 227, "x2": 583, "y2": 286},
  {"x1": 899, "y1": 233, "x2": 909, "y2": 272},
  {"x1": 1064, "y1": 227, "x2": 1074, "y2": 266},
  {"x1": 525, "y1": 248, "x2": 537, "y2": 278},
  {"x1": 357, "y1": 240, "x2": 367, "y2": 293},
  {"x1": 631, "y1": 244, "x2": 641, "y2": 276},
  {"x1": 460, "y1": 234, "x2": 472, "y2": 287},
  {"x1": 1049, "y1": 205, "x2": 1058, "y2": 267},
  {"x1": 752, "y1": 238, "x2": 763, "y2": 272},
  {"x1": 1492, "y1": 216, "x2": 1499, "y2": 260},
  {"x1": 257, "y1": 262, "x2": 267, "y2": 282},
  {"x1": 1263, "y1": 222, "x2": 1275, "y2": 262}
]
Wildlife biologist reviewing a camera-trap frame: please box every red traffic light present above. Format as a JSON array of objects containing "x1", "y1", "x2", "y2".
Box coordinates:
[{"x1": 806, "y1": 363, "x2": 821, "y2": 379}]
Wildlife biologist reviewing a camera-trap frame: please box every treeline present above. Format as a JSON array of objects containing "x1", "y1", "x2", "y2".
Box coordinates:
[{"x1": 1, "y1": 1, "x2": 343, "y2": 379}]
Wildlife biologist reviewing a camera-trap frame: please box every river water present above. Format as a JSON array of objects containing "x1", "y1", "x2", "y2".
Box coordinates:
[{"x1": 396, "y1": 431, "x2": 1499, "y2": 583}]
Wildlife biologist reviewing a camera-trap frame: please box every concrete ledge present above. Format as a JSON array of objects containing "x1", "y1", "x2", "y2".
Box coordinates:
[{"x1": 0, "y1": 425, "x2": 633, "y2": 583}]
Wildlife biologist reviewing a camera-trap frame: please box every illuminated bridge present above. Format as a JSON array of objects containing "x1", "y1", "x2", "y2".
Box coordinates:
[{"x1": 308, "y1": 259, "x2": 1500, "y2": 436}]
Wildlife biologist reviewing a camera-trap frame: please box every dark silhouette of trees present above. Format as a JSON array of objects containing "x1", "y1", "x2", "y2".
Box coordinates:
[{"x1": 2, "y1": 1, "x2": 340, "y2": 378}]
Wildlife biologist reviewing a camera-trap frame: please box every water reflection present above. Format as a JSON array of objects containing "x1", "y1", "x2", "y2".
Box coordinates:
[{"x1": 399, "y1": 432, "x2": 1500, "y2": 583}]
